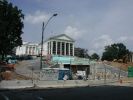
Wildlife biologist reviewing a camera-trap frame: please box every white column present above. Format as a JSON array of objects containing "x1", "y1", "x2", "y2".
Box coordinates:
[
  {"x1": 51, "y1": 41, "x2": 53, "y2": 55},
  {"x1": 27, "y1": 47, "x2": 29, "y2": 55},
  {"x1": 32, "y1": 47, "x2": 34, "y2": 55},
  {"x1": 31, "y1": 47, "x2": 32, "y2": 55},
  {"x1": 64, "y1": 42, "x2": 66, "y2": 55},
  {"x1": 30, "y1": 47, "x2": 32, "y2": 55},
  {"x1": 69, "y1": 43, "x2": 70, "y2": 56},
  {"x1": 29, "y1": 47, "x2": 31, "y2": 55},
  {"x1": 56, "y1": 41, "x2": 57, "y2": 55},
  {"x1": 33, "y1": 47, "x2": 35, "y2": 55},
  {"x1": 30, "y1": 47, "x2": 33, "y2": 55},
  {"x1": 34, "y1": 46, "x2": 37, "y2": 55},
  {"x1": 49, "y1": 42, "x2": 50, "y2": 54},
  {"x1": 49, "y1": 42, "x2": 51, "y2": 54},
  {"x1": 25, "y1": 46, "x2": 27, "y2": 55},
  {"x1": 31, "y1": 47, "x2": 33, "y2": 55},
  {"x1": 60, "y1": 42, "x2": 62, "y2": 55},
  {"x1": 28, "y1": 47, "x2": 30, "y2": 55},
  {"x1": 72, "y1": 44, "x2": 74, "y2": 56}
]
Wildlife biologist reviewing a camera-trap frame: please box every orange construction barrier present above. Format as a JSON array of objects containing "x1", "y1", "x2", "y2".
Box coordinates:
[
  {"x1": 2, "y1": 71, "x2": 12, "y2": 80},
  {"x1": 6, "y1": 64, "x2": 15, "y2": 70}
]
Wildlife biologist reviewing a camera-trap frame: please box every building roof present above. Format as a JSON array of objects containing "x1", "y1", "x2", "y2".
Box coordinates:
[
  {"x1": 45, "y1": 34, "x2": 75, "y2": 43},
  {"x1": 23, "y1": 42, "x2": 38, "y2": 46}
]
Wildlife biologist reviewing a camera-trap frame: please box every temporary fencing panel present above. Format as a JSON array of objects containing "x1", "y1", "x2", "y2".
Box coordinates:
[{"x1": 128, "y1": 66, "x2": 133, "y2": 77}]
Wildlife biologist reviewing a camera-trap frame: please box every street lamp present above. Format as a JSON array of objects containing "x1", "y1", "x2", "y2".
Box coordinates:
[{"x1": 40, "y1": 13, "x2": 58, "y2": 69}]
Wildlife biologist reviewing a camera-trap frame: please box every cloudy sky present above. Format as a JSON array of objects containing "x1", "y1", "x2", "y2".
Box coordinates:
[{"x1": 11, "y1": 0, "x2": 133, "y2": 56}]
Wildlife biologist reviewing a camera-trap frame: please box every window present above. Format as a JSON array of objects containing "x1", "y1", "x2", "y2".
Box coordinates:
[
  {"x1": 70, "y1": 43, "x2": 73, "y2": 56},
  {"x1": 53, "y1": 41, "x2": 56, "y2": 54},
  {"x1": 66, "y1": 43, "x2": 69, "y2": 55},
  {"x1": 57, "y1": 42, "x2": 60, "y2": 55},
  {"x1": 62, "y1": 42, "x2": 65, "y2": 55}
]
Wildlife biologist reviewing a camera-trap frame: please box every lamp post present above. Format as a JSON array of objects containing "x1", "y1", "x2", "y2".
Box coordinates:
[{"x1": 40, "y1": 13, "x2": 58, "y2": 70}]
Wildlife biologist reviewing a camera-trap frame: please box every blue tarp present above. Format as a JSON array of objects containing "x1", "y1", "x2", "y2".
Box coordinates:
[{"x1": 58, "y1": 70, "x2": 71, "y2": 80}]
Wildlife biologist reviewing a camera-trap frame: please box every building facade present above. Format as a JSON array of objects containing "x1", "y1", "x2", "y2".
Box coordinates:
[
  {"x1": 128, "y1": 52, "x2": 133, "y2": 63},
  {"x1": 16, "y1": 42, "x2": 39, "y2": 56},
  {"x1": 39, "y1": 34, "x2": 75, "y2": 56}
]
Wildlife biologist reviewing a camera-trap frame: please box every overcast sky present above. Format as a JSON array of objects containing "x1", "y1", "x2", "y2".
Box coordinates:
[{"x1": 11, "y1": 0, "x2": 133, "y2": 55}]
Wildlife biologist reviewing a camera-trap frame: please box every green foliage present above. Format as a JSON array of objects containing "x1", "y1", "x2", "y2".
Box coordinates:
[
  {"x1": 0, "y1": 0, "x2": 24, "y2": 59},
  {"x1": 74, "y1": 47, "x2": 90, "y2": 58},
  {"x1": 101, "y1": 43, "x2": 129, "y2": 61},
  {"x1": 91, "y1": 53, "x2": 100, "y2": 60}
]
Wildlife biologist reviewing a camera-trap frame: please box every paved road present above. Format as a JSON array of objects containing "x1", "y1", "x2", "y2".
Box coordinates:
[
  {"x1": 27, "y1": 59, "x2": 41, "y2": 70},
  {"x1": 0, "y1": 86, "x2": 133, "y2": 100},
  {"x1": 15, "y1": 59, "x2": 40, "y2": 78}
]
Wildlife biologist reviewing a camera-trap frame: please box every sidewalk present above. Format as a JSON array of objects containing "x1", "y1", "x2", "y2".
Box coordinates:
[{"x1": 0, "y1": 79, "x2": 128, "y2": 89}]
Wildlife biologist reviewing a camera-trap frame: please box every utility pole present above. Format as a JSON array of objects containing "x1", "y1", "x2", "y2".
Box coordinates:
[
  {"x1": 40, "y1": 13, "x2": 58, "y2": 70},
  {"x1": 40, "y1": 22, "x2": 44, "y2": 70}
]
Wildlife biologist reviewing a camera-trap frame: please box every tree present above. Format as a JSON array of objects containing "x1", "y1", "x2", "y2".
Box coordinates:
[
  {"x1": 74, "y1": 47, "x2": 90, "y2": 58},
  {"x1": 0, "y1": 0, "x2": 24, "y2": 60},
  {"x1": 91, "y1": 53, "x2": 100, "y2": 60},
  {"x1": 101, "y1": 43, "x2": 129, "y2": 61}
]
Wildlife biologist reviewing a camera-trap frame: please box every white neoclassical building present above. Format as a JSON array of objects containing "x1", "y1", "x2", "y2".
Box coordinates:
[
  {"x1": 16, "y1": 42, "x2": 39, "y2": 56},
  {"x1": 39, "y1": 34, "x2": 75, "y2": 56}
]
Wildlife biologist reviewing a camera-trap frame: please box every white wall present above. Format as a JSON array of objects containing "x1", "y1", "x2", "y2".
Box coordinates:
[
  {"x1": 16, "y1": 46, "x2": 26, "y2": 55},
  {"x1": 43, "y1": 42, "x2": 48, "y2": 56},
  {"x1": 16, "y1": 43, "x2": 39, "y2": 56}
]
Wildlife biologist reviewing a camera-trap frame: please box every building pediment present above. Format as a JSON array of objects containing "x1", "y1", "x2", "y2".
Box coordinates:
[{"x1": 48, "y1": 34, "x2": 75, "y2": 42}]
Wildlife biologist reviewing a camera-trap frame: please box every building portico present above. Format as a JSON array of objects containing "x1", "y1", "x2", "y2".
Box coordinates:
[
  {"x1": 16, "y1": 42, "x2": 39, "y2": 56},
  {"x1": 47, "y1": 40, "x2": 74, "y2": 56},
  {"x1": 41, "y1": 34, "x2": 75, "y2": 56}
]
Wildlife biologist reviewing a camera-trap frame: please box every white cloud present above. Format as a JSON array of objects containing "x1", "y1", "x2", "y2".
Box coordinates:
[
  {"x1": 117, "y1": 36, "x2": 128, "y2": 42},
  {"x1": 88, "y1": 50, "x2": 96, "y2": 55},
  {"x1": 89, "y1": 34, "x2": 114, "y2": 55},
  {"x1": 25, "y1": 10, "x2": 49, "y2": 24},
  {"x1": 93, "y1": 34, "x2": 113, "y2": 49},
  {"x1": 64, "y1": 26, "x2": 84, "y2": 39}
]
